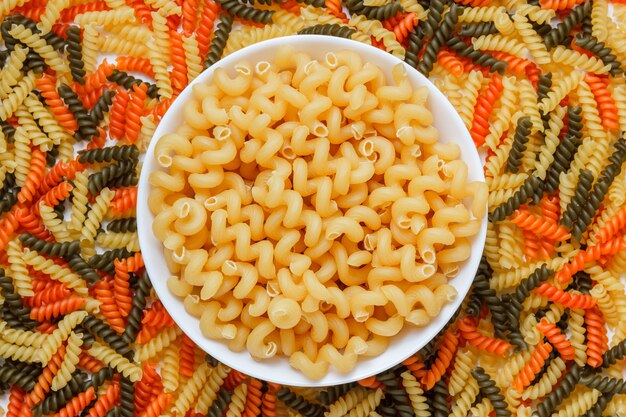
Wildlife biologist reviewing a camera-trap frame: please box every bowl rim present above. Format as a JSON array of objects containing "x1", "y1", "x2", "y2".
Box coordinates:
[{"x1": 137, "y1": 35, "x2": 487, "y2": 387}]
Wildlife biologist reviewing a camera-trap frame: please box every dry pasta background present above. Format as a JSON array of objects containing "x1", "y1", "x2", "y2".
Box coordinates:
[{"x1": 0, "y1": 0, "x2": 623, "y2": 415}]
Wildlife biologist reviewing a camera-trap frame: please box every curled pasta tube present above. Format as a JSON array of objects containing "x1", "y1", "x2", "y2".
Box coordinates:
[
  {"x1": 222, "y1": 260, "x2": 258, "y2": 299},
  {"x1": 318, "y1": 336, "x2": 368, "y2": 373},
  {"x1": 199, "y1": 301, "x2": 237, "y2": 340},
  {"x1": 213, "y1": 65, "x2": 253, "y2": 96},
  {"x1": 443, "y1": 160, "x2": 471, "y2": 199},
  {"x1": 381, "y1": 284, "x2": 412, "y2": 316},
  {"x1": 346, "y1": 286, "x2": 387, "y2": 322},
  {"x1": 173, "y1": 198, "x2": 207, "y2": 236},
  {"x1": 152, "y1": 208, "x2": 184, "y2": 251},
  {"x1": 407, "y1": 175, "x2": 446, "y2": 201},
  {"x1": 246, "y1": 319, "x2": 277, "y2": 359},
  {"x1": 391, "y1": 198, "x2": 431, "y2": 226},
  {"x1": 289, "y1": 351, "x2": 329, "y2": 380},
  {"x1": 201, "y1": 95, "x2": 229, "y2": 125},
  {"x1": 432, "y1": 205, "x2": 471, "y2": 229},
  {"x1": 154, "y1": 133, "x2": 193, "y2": 168},
  {"x1": 268, "y1": 296, "x2": 302, "y2": 329},
  {"x1": 399, "y1": 245, "x2": 436, "y2": 282},
  {"x1": 183, "y1": 99, "x2": 212, "y2": 130},
  {"x1": 325, "y1": 217, "x2": 365, "y2": 242},
  {"x1": 406, "y1": 284, "x2": 456, "y2": 320},
  {"x1": 366, "y1": 314, "x2": 404, "y2": 337},
  {"x1": 417, "y1": 227, "x2": 455, "y2": 264},
  {"x1": 167, "y1": 274, "x2": 193, "y2": 297}
]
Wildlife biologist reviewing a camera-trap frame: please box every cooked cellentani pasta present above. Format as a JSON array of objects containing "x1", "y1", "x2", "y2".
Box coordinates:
[{"x1": 150, "y1": 48, "x2": 487, "y2": 378}]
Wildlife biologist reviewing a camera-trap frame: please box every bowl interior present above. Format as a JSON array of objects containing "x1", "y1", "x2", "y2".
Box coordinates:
[{"x1": 137, "y1": 35, "x2": 487, "y2": 387}]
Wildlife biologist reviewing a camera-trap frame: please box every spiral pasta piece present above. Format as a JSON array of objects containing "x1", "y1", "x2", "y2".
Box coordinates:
[
  {"x1": 88, "y1": 341, "x2": 142, "y2": 382},
  {"x1": 458, "y1": 316, "x2": 512, "y2": 355},
  {"x1": 511, "y1": 209, "x2": 571, "y2": 241},
  {"x1": 585, "y1": 306, "x2": 608, "y2": 367}
]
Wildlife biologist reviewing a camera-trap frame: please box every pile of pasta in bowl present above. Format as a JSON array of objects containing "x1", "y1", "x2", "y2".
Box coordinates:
[{"x1": 145, "y1": 42, "x2": 487, "y2": 380}]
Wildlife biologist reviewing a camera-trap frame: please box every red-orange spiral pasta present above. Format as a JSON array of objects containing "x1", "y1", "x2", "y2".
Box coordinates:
[
  {"x1": 7, "y1": 386, "x2": 25, "y2": 417},
  {"x1": 135, "y1": 363, "x2": 161, "y2": 410},
  {"x1": 141, "y1": 300, "x2": 174, "y2": 327},
  {"x1": 170, "y1": 30, "x2": 188, "y2": 93},
  {"x1": 34, "y1": 181, "x2": 73, "y2": 216},
  {"x1": 39, "y1": 160, "x2": 86, "y2": 196},
  {"x1": 166, "y1": 10, "x2": 182, "y2": 31},
  {"x1": 536, "y1": 319, "x2": 575, "y2": 361},
  {"x1": 279, "y1": 0, "x2": 301, "y2": 14},
  {"x1": 32, "y1": 278, "x2": 52, "y2": 293},
  {"x1": 26, "y1": 282, "x2": 71, "y2": 307},
  {"x1": 127, "y1": 0, "x2": 153, "y2": 27},
  {"x1": 585, "y1": 73, "x2": 619, "y2": 130},
  {"x1": 59, "y1": 2, "x2": 110, "y2": 22},
  {"x1": 111, "y1": 186, "x2": 138, "y2": 214},
  {"x1": 458, "y1": 316, "x2": 513, "y2": 356},
  {"x1": 182, "y1": 0, "x2": 199, "y2": 34},
  {"x1": 124, "y1": 83, "x2": 147, "y2": 143},
  {"x1": 418, "y1": 327, "x2": 459, "y2": 390},
  {"x1": 86, "y1": 382, "x2": 119, "y2": 417},
  {"x1": 15, "y1": 5, "x2": 44, "y2": 19},
  {"x1": 137, "y1": 393, "x2": 172, "y2": 417},
  {"x1": 80, "y1": 86, "x2": 105, "y2": 110},
  {"x1": 540, "y1": 195, "x2": 560, "y2": 223},
  {"x1": 196, "y1": 0, "x2": 220, "y2": 58},
  {"x1": 382, "y1": 11, "x2": 402, "y2": 26},
  {"x1": 30, "y1": 297, "x2": 86, "y2": 321},
  {"x1": 29, "y1": 345, "x2": 67, "y2": 404},
  {"x1": 325, "y1": 0, "x2": 349, "y2": 22},
  {"x1": 54, "y1": 386, "x2": 96, "y2": 417},
  {"x1": 539, "y1": 237, "x2": 556, "y2": 259},
  {"x1": 523, "y1": 229, "x2": 541, "y2": 261},
  {"x1": 149, "y1": 95, "x2": 177, "y2": 119},
  {"x1": 86, "y1": 127, "x2": 108, "y2": 150},
  {"x1": 511, "y1": 340, "x2": 553, "y2": 393},
  {"x1": 136, "y1": 324, "x2": 161, "y2": 344},
  {"x1": 534, "y1": 283, "x2": 597, "y2": 309},
  {"x1": 437, "y1": 49, "x2": 464, "y2": 77},
  {"x1": 74, "y1": 60, "x2": 116, "y2": 97},
  {"x1": 109, "y1": 88, "x2": 130, "y2": 141},
  {"x1": 51, "y1": 23, "x2": 71, "y2": 38},
  {"x1": 594, "y1": 206, "x2": 626, "y2": 244},
  {"x1": 470, "y1": 74, "x2": 503, "y2": 146},
  {"x1": 179, "y1": 334, "x2": 196, "y2": 378},
  {"x1": 585, "y1": 306, "x2": 608, "y2": 368},
  {"x1": 36, "y1": 75, "x2": 79, "y2": 134},
  {"x1": 556, "y1": 237, "x2": 626, "y2": 283},
  {"x1": 113, "y1": 259, "x2": 134, "y2": 318},
  {"x1": 0, "y1": 209, "x2": 19, "y2": 252},
  {"x1": 93, "y1": 278, "x2": 125, "y2": 333},
  {"x1": 539, "y1": 0, "x2": 585, "y2": 11},
  {"x1": 15, "y1": 207, "x2": 52, "y2": 242},
  {"x1": 115, "y1": 57, "x2": 154, "y2": 77},
  {"x1": 17, "y1": 149, "x2": 47, "y2": 204},
  {"x1": 357, "y1": 376, "x2": 383, "y2": 389},
  {"x1": 261, "y1": 389, "x2": 277, "y2": 417},
  {"x1": 78, "y1": 352, "x2": 106, "y2": 373},
  {"x1": 244, "y1": 379, "x2": 263, "y2": 417},
  {"x1": 224, "y1": 370, "x2": 249, "y2": 391},
  {"x1": 36, "y1": 321, "x2": 58, "y2": 334},
  {"x1": 402, "y1": 355, "x2": 426, "y2": 379},
  {"x1": 511, "y1": 209, "x2": 571, "y2": 241}
]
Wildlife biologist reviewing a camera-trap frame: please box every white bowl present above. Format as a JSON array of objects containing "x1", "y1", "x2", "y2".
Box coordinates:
[{"x1": 137, "y1": 35, "x2": 487, "y2": 387}]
